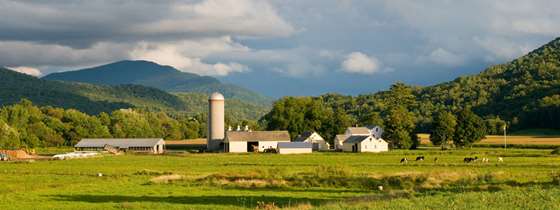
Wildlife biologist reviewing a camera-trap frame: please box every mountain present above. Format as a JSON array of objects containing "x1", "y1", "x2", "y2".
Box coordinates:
[
  {"x1": 43, "y1": 60, "x2": 271, "y2": 105},
  {"x1": 0, "y1": 67, "x2": 185, "y2": 114},
  {"x1": 0, "y1": 68, "x2": 269, "y2": 120}
]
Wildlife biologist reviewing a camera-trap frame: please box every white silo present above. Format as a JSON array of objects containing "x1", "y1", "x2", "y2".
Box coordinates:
[{"x1": 207, "y1": 92, "x2": 225, "y2": 151}]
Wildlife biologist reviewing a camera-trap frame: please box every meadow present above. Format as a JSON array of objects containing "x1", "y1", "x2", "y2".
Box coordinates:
[{"x1": 0, "y1": 148, "x2": 559, "y2": 210}]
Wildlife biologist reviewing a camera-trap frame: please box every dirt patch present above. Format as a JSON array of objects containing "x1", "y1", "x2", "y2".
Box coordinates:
[{"x1": 150, "y1": 174, "x2": 184, "y2": 184}]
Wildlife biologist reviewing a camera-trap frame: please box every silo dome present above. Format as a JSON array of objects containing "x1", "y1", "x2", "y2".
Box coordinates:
[{"x1": 210, "y1": 92, "x2": 224, "y2": 100}]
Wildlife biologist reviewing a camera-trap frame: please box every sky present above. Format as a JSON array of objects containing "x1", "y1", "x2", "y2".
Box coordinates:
[{"x1": 1, "y1": 0, "x2": 560, "y2": 97}]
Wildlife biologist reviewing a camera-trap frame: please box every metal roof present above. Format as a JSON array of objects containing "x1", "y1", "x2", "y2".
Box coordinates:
[
  {"x1": 343, "y1": 135, "x2": 371, "y2": 144},
  {"x1": 347, "y1": 127, "x2": 371, "y2": 135},
  {"x1": 278, "y1": 142, "x2": 312, "y2": 149},
  {"x1": 75, "y1": 138, "x2": 164, "y2": 148},
  {"x1": 226, "y1": 131, "x2": 290, "y2": 142}
]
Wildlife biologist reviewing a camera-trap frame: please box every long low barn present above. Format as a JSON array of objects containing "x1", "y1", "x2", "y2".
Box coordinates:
[
  {"x1": 277, "y1": 142, "x2": 312, "y2": 154},
  {"x1": 225, "y1": 131, "x2": 290, "y2": 153},
  {"x1": 75, "y1": 138, "x2": 165, "y2": 154}
]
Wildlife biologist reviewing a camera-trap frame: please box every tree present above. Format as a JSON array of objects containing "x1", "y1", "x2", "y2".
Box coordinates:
[
  {"x1": 384, "y1": 106, "x2": 416, "y2": 149},
  {"x1": 454, "y1": 109, "x2": 487, "y2": 147},
  {"x1": 0, "y1": 119, "x2": 20, "y2": 149},
  {"x1": 430, "y1": 110, "x2": 457, "y2": 148}
]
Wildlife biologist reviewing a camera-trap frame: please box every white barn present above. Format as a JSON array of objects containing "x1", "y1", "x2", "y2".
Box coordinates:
[
  {"x1": 294, "y1": 131, "x2": 329, "y2": 151},
  {"x1": 342, "y1": 135, "x2": 388, "y2": 153},
  {"x1": 224, "y1": 131, "x2": 290, "y2": 153},
  {"x1": 75, "y1": 138, "x2": 165, "y2": 154},
  {"x1": 277, "y1": 142, "x2": 312, "y2": 154}
]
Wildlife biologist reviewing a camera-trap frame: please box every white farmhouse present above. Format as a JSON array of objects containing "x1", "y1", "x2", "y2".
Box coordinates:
[
  {"x1": 294, "y1": 131, "x2": 330, "y2": 151},
  {"x1": 334, "y1": 127, "x2": 370, "y2": 151},
  {"x1": 342, "y1": 135, "x2": 388, "y2": 153},
  {"x1": 224, "y1": 131, "x2": 290, "y2": 153}
]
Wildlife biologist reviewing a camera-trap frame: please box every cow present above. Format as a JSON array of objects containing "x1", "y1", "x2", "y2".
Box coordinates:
[
  {"x1": 400, "y1": 158, "x2": 408, "y2": 164},
  {"x1": 464, "y1": 157, "x2": 478, "y2": 163},
  {"x1": 481, "y1": 157, "x2": 489, "y2": 163},
  {"x1": 415, "y1": 156, "x2": 425, "y2": 161},
  {"x1": 434, "y1": 157, "x2": 438, "y2": 163},
  {"x1": 498, "y1": 157, "x2": 504, "y2": 162}
]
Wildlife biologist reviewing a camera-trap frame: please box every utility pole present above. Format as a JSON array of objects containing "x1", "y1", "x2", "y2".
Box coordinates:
[{"x1": 503, "y1": 124, "x2": 507, "y2": 150}]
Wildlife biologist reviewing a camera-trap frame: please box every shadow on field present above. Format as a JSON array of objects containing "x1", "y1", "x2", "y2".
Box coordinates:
[{"x1": 48, "y1": 194, "x2": 328, "y2": 208}]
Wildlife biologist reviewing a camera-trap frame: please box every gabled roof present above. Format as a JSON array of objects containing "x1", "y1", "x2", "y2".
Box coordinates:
[
  {"x1": 346, "y1": 127, "x2": 371, "y2": 135},
  {"x1": 335, "y1": 134, "x2": 347, "y2": 141},
  {"x1": 294, "y1": 131, "x2": 317, "y2": 142},
  {"x1": 278, "y1": 142, "x2": 312, "y2": 149},
  {"x1": 226, "y1": 131, "x2": 290, "y2": 142},
  {"x1": 343, "y1": 135, "x2": 371, "y2": 144},
  {"x1": 75, "y1": 138, "x2": 164, "y2": 148}
]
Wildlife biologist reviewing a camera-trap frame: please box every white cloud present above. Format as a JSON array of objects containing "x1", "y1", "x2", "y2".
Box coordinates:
[
  {"x1": 6, "y1": 66, "x2": 42, "y2": 77},
  {"x1": 341, "y1": 52, "x2": 380, "y2": 75},
  {"x1": 419, "y1": 48, "x2": 465, "y2": 66},
  {"x1": 130, "y1": 38, "x2": 250, "y2": 76}
]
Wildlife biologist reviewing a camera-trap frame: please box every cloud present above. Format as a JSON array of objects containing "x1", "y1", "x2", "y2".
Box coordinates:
[
  {"x1": 6, "y1": 66, "x2": 42, "y2": 77},
  {"x1": 418, "y1": 48, "x2": 465, "y2": 66},
  {"x1": 130, "y1": 37, "x2": 250, "y2": 76},
  {"x1": 341, "y1": 52, "x2": 380, "y2": 75}
]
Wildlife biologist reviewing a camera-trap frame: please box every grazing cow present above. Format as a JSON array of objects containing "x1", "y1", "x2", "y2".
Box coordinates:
[
  {"x1": 434, "y1": 157, "x2": 438, "y2": 162},
  {"x1": 464, "y1": 157, "x2": 478, "y2": 163},
  {"x1": 498, "y1": 157, "x2": 504, "y2": 162},
  {"x1": 481, "y1": 158, "x2": 489, "y2": 163},
  {"x1": 415, "y1": 156, "x2": 425, "y2": 161},
  {"x1": 400, "y1": 158, "x2": 408, "y2": 164}
]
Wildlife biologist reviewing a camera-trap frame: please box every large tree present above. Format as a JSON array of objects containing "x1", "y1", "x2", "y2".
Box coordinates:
[
  {"x1": 430, "y1": 110, "x2": 457, "y2": 148},
  {"x1": 384, "y1": 106, "x2": 416, "y2": 149},
  {"x1": 454, "y1": 109, "x2": 487, "y2": 147}
]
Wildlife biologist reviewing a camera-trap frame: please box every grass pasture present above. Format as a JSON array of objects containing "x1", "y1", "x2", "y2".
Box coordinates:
[{"x1": 0, "y1": 148, "x2": 559, "y2": 209}]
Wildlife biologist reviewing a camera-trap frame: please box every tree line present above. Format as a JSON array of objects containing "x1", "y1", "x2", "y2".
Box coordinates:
[
  {"x1": 0, "y1": 100, "x2": 208, "y2": 149},
  {"x1": 262, "y1": 83, "x2": 495, "y2": 149}
]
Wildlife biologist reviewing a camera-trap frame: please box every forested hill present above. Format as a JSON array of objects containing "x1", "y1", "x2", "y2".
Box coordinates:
[
  {"x1": 43, "y1": 60, "x2": 271, "y2": 105},
  {"x1": 263, "y1": 37, "x2": 560, "y2": 141},
  {"x1": 0, "y1": 68, "x2": 269, "y2": 120},
  {"x1": 0, "y1": 68, "x2": 184, "y2": 114},
  {"x1": 419, "y1": 37, "x2": 560, "y2": 128}
]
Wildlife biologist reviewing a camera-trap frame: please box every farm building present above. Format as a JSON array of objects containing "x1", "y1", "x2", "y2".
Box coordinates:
[
  {"x1": 277, "y1": 142, "x2": 312, "y2": 154},
  {"x1": 342, "y1": 135, "x2": 388, "y2": 153},
  {"x1": 74, "y1": 138, "x2": 165, "y2": 154},
  {"x1": 294, "y1": 131, "x2": 330, "y2": 151},
  {"x1": 334, "y1": 127, "x2": 371, "y2": 150},
  {"x1": 225, "y1": 131, "x2": 290, "y2": 153}
]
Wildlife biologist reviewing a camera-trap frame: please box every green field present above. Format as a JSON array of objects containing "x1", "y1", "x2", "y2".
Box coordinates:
[{"x1": 1, "y1": 148, "x2": 559, "y2": 209}]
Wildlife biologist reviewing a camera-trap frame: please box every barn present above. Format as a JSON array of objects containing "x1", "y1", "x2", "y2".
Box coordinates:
[
  {"x1": 74, "y1": 138, "x2": 165, "y2": 154},
  {"x1": 334, "y1": 127, "x2": 370, "y2": 150},
  {"x1": 342, "y1": 135, "x2": 388, "y2": 153},
  {"x1": 277, "y1": 142, "x2": 312, "y2": 154},
  {"x1": 224, "y1": 131, "x2": 290, "y2": 153},
  {"x1": 294, "y1": 131, "x2": 329, "y2": 151}
]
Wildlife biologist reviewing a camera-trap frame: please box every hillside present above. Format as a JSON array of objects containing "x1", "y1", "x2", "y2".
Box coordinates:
[
  {"x1": 263, "y1": 37, "x2": 560, "y2": 137},
  {"x1": 43, "y1": 60, "x2": 271, "y2": 105},
  {"x1": 0, "y1": 68, "x2": 186, "y2": 114},
  {"x1": 0, "y1": 68, "x2": 269, "y2": 120},
  {"x1": 418, "y1": 37, "x2": 560, "y2": 128}
]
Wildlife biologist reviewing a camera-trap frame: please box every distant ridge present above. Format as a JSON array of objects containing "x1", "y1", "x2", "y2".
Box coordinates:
[{"x1": 43, "y1": 60, "x2": 271, "y2": 105}]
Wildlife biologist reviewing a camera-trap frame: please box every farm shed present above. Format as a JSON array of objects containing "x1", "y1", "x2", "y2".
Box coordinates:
[
  {"x1": 277, "y1": 142, "x2": 312, "y2": 154},
  {"x1": 225, "y1": 131, "x2": 290, "y2": 153},
  {"x1": 75, "y1": 138, "x2": 165, "y2": 154},
  {"x1": 294, "y1": 131, "x2": 330, "y2": 151},
  {"x1": 342, "y1": 135, "x2": 388, "y2": 153}
]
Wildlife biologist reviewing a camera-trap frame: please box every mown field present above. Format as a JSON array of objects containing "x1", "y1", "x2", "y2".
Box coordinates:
[
  {"x1": 417, "y1": 133, "x2": 560, "y2": 146},
  {"x1": 1, "y1": 148, "x2": 559, "y2": 209}
]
